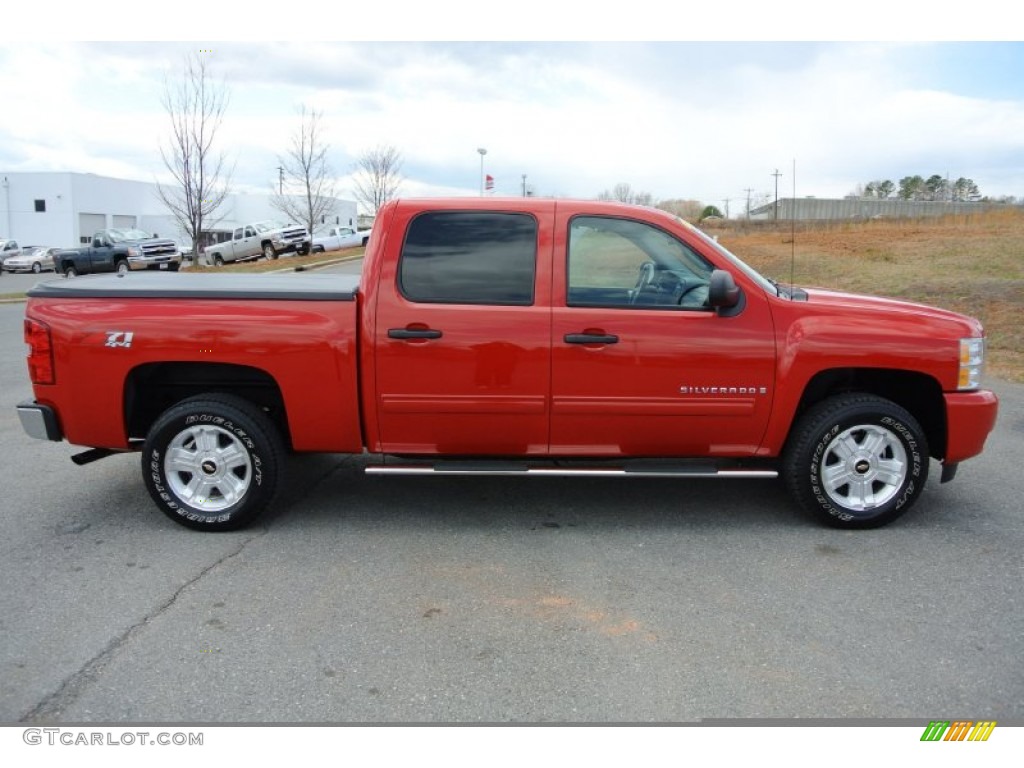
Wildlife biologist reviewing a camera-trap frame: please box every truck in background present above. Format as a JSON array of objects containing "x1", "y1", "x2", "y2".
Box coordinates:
[
  {"x1": 204, "y1": 220, "x2": 311, "y2": 265},
  {"x1": 52, "y1": 229, "x2": 181, "y2": 276}
]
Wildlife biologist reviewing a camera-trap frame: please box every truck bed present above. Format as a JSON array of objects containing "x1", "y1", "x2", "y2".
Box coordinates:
[{"x1": 27, "y1": 272, "x2": 359, "y2": 301}]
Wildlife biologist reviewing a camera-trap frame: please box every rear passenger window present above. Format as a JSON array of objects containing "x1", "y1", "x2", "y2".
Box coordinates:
[{"x1": 399, "y1": 212, "x2": 537, "y2": 305}]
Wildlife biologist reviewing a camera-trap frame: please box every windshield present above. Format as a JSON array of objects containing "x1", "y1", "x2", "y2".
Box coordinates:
[
  {"x1": 107, "y1": 228, "x2": 152, "y2": 243},
  {"x1": 679, "y1": 219, "x2": 781, "y2": 297},
  {"x1": 253, "y1": 220, "x2": 287, "y2": 234}
]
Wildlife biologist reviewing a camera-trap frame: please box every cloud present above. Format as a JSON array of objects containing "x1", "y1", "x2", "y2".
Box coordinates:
[{"x1": 2, "y1": 42, "x2": 1022, "y2": 205}]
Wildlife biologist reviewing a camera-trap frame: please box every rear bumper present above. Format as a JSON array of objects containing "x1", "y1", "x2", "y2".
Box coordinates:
[
  {"x1": 17, "y1": 401, "x2": 63, "y2": 442},
  {"x1": 944, "y1": 389, "x2": 999, "y2": 464}
]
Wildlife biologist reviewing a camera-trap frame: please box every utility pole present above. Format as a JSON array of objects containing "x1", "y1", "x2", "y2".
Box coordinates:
[
  {"x1": 277, "y1": 166, "x2": 284, "y2": 195},
  {"x1": 721, "y1": 198, "x2": 732, "y2": 219},
  {"x1": 743, "y1": 188, "x2": 754, "y2": 220},
  {"x1": 522, "y1": 174, "x2": 527, "y2": 197},
  {"x1": 771, "y1": 169, "x2": 782, "y2": 220}
]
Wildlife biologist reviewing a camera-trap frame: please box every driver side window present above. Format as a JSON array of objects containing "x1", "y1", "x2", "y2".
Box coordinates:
[{"x1": 567, "y1": 216, "x2": 713, "y2": 309}]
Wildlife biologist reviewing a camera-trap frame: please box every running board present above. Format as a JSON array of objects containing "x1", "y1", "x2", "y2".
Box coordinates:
[{"x1": 365, "y1": 460, "x2": 777, "y2": 479}]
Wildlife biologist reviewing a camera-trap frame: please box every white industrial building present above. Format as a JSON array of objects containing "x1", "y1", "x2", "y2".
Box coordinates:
[{"x1": 1, "y1": 171, "x2": 358, "y2": 250}]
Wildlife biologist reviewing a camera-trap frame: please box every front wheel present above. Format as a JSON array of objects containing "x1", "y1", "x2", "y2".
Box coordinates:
[
  {"x1": 142, "y1": 395, "x2": 285, "y2": 531},
  {"x1": 63, "y1": 265, "x2": 78, "y2": 278},
  {"x1": 783, "y1": 394, "x2": 929, "y2": 529},
  {"x1": 116, "y1": 260, "x2": 130, "y2": 275},
  {"x1": 263, "y1": 243, "x2": 277, "y2": 260},
  {"x1": 32, "y1": 262, "x2": 42, "y2": 274}
]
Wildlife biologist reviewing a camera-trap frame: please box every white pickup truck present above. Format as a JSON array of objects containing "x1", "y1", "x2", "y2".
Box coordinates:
[
  {"x1": 205, "y1": 220, "x2": 311, "y2": 265},
  {"x1": 312, "y1": 225, "x2": 372, "y2": 253}
]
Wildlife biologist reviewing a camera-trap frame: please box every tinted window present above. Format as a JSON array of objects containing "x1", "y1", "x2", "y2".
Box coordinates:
[
  {"x1": 567, "y1": 216, "x2": 713, "y2": 310},
  {"x1": 400, "y1": 212, "x2": 537, "y2": 305}
]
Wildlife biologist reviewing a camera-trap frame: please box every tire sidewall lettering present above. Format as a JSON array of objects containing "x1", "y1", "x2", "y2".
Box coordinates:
[{"x1": 143, "y1": 399, "x2": 279, "y2": 530}]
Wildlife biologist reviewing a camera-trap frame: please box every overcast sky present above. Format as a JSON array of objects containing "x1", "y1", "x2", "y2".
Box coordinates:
[{"x1": 4, "y1": 6, "x2": 1023, "y2": 212}]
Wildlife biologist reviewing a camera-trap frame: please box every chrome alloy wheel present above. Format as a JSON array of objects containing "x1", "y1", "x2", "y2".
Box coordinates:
[
  {"x1": 820, "y1": 424, "x2": 908, "y2": 512},
  {"x1": 164, "y1": 424, "x2": 253, "y2": 512}
]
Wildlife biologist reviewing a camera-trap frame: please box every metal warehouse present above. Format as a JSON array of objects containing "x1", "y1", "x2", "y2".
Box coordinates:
[{"x1": 749, "y1": 197, "x2": 1004, "y2": 221}]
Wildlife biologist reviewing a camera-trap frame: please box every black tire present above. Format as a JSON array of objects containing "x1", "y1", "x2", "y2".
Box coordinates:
[
  {"x1": 64, "y1": 264, "x2": 78, "y2": 278},
  {"x1": 116, "y1": 260, "x2": 129, "y2": 275},
  {"x1": 168, "y1": 261, "x2": 180, "y2": 272},
  {"x1": 783, "y1": 394, "x2": 929, "y2": 529},
  {"x1": 263, "y1": 243, "x2": 277, "y2": 260},
  {"x1": 297, "y1": 244, "x2": 310, "y2": 256},
  {"x1": 213, "y1": 253, "x2": 224, "y2": 267},
  {"x1": 142, "y1": 394, "x2": 285, "y2": 531},
  {"x1": 32, "y1": 262, "x2": 42, "y2": 274}
]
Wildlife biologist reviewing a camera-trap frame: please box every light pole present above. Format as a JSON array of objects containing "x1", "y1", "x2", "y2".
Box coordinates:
[
  {"x1": 771, "y1": 168, "x2": 782, "y2": 220},
  {"x1": 477, "y1": 148, "x2": 487, "y2": 196}
]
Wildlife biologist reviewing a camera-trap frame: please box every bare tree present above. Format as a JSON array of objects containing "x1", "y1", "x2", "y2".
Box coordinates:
[
  {"x1": 271, "y1": 106, "x2": 338, "y2": 242},
  {"x1": 657, "y1": 199, "x2": 705, "y2": 223},
  {"x1": 156, "y1": 52, "x2": 232, "y2": 260},
  {"x1": 597, "y1": 182, "x2": 654, "y2": 206},
  {"x1": 352, "y1": 145, "x2": 403, "y2": 216}
]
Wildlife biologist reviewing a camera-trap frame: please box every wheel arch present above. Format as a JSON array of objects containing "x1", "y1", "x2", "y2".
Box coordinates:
[
  {"x1": 784, "y1": 368, "x2": 947, "y2": 460},
  {"x1": 124, "y1": 362, "x2": 291, "y2": 448}
]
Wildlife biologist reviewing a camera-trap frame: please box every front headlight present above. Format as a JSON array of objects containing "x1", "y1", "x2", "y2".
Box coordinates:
[
  {"x1": 127, "y1": 246, "x2": 142, "y2": 258},
  {"x1": 958, "y1": 337, "x2": 985, "y2": 390}
]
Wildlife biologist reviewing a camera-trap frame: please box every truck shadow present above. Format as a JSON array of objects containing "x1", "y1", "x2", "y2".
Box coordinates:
[{"x1": 270, "y1": 453, "x2": 808, "y2": 533}]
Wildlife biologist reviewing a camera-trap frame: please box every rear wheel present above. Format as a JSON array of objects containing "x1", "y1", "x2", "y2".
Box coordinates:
[
  {"x1": 32, "y1": 262, "x2": 42, "y2": 274},
  {"x1": 783, "y1": 394, "x2": 929, "y2": 529},
  {"x1": 142, "y1": 395, "x2": 285, "y2": 531}
]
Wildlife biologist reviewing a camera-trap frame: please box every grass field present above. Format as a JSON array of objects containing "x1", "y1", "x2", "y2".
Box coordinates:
[{"x1": 715, "y1": 209, "x2": 1024, "y2": 382}]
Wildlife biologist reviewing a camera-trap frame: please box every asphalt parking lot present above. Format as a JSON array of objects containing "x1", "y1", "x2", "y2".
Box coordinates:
[{"x1": 0, "y1": 269, "x2": 1022, "y2": 723}]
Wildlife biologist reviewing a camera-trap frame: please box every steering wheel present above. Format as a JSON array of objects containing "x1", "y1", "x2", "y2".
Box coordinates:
[{"x1": 629, "y1": 262, "x2": 656, "y2": 305}]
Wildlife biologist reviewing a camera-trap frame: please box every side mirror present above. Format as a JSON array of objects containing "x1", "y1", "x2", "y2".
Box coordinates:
[{"x1": 708, "y1": 269, "x2": 741, "y2": 310}]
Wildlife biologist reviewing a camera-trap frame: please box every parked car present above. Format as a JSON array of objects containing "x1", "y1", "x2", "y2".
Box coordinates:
[
  {"x1": 0, "y1": 239, "x2": 21, "y2": 270},
  {"x1": 312, "y1": 226, "x2": 372, "y2": 253},
  {"x1": 2, "y1": 246, "x2": 59, "y2": 274}
]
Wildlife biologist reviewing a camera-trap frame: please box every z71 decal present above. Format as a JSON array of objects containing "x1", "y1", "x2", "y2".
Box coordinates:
[{"x1": 105, "y1": 331, "x2": 134, "y2": 348}]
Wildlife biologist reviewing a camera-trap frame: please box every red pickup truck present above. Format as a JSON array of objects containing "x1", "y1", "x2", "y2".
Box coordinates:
[{"x1": 17, "y1": 198, "x2": 998, "y2": 531}]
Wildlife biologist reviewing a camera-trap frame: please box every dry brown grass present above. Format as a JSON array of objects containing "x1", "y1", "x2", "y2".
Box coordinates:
[{"x1": 718, "y1": 209, "x2": 1024, "y2": 382}]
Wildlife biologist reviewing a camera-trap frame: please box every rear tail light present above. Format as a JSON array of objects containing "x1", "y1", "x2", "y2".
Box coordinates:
[{"x1": 25, "y1": 318, "x2": 55, "y2": 385}]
